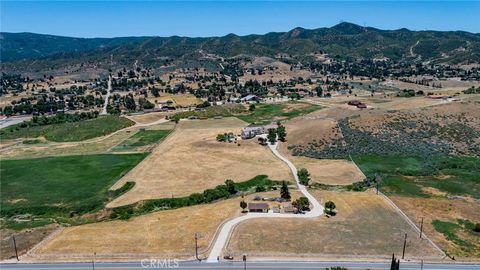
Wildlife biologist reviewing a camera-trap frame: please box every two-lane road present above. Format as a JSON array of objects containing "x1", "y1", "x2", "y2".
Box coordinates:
[{"x1": 1, "y1": 261, "x2": 478, "y2": 270}]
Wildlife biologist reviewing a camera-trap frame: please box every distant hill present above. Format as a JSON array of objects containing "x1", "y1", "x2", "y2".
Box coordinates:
[{"x1": 2, "y1": 22, "x2": 480, "y2": 72}]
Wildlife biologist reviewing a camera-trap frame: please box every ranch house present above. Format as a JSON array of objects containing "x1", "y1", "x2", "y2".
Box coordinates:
[{"x1": 248, "y1": 203, "x2": 269, "y2": 213}]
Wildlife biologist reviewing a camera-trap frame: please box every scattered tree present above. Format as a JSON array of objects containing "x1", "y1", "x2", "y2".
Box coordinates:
[
  {"x1": 276, "y1": 123, "x2": 287, "y2": 142},
  {"x1": 240, "y1": 200, "x2": 247, "y2": 212},
  {"x1": 225, "y1": 179, "x2": 236, "y2": 194},
  {"x1": 297, "y1": 168, "x2": 310, "y2": 186},
  {"x1": 267, "y1": 128, "x2": 277, "y2": 145},
  {"x1": 249, "y1": 103, "x2": 256, "y2": 112},
  {"x1": 324, "y1": 200, "x2": 336, "y2": 215},
  {"x1": 280, "y1": 181, "x2": 291, "y2": 200}
]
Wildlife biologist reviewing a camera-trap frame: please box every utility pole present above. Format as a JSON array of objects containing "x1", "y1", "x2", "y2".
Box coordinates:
[
  {"x1": 243, "y1": 254, "x2": 247, "y2": 270},
  {"x1": 12, "y1": 236, "x2": 19, "y2": 261},
  {"x1": 421, "y1": 259, "x2": 424, "y2": 270},
  {"x1": 92, "y1": 252, "x2": 96, "y2": 270},
  {"x1": 402, "y1": 233, "x2": 408, "y2": 259},
  {"x1": 420, "y1": 217, "x2": 424, "y2": 239},
  {"x1": 194, "y1": 233, "x2": 200, "y2": 262}
]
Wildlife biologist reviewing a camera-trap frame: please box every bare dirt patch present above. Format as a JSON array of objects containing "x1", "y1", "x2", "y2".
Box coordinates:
[
  {"x1": 108, "y1": 118, "x2": 292, "y2": 207},
  {"x1": 227, "y1": 190, "x2": 440, "y2": 260},
  {"x1": 1, "y1": 224, "x2": 59, "y2": 260}
]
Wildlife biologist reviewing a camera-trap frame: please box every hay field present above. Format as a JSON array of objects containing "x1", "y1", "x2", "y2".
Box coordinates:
[
  {"x1": 0, "y1": 122, "x2": 174, "y2": 159},
  {"x1": 227, "y1": 190, "x2": 440, "y2": 259},
  {"x1": 108, "y1": 118, "x2": 292, "y2": 207},
  {"x1": 147, "y1": 93, "x2": 202, "y2": 108},
  {"x1": 126, "y1": 112, "x2": 171, "y2": 124},
  {"x1": 33, "y1": 195, "x2": 248, "y2": 260}
]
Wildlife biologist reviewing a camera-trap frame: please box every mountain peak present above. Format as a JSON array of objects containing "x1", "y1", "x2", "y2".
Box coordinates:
[{"x1": 332, "y1": 22, "x2": 366, "y2": 34}]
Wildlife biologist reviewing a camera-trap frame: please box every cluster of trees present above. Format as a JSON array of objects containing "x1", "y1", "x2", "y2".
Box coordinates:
[
  {"x1": 216, "y1": 132, "x2": 235, "y2": 142},
  {"x1": 19, "y1": 111, "x2": 99, "y2": 128},
  {"x1": 292, "y1": 197, "x2": 310, "y2": 212},
  {"x1": 112, "y1": 175, "x2": 279, "y2": 219},
  {"x1": 397, "y1": 89, "x2": 425, "y2": 98},
  {"x1": 463, "y1": 86, "x2": 480, "y2": 94},
  {"x1": 267, "y1": 122, "x2": 287, "y2": 145}
]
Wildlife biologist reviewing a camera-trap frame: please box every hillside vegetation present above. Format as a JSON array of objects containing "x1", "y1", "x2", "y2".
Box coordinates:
[{"x1": 2, "y1": 22, "x2": 479, "y2": 72}]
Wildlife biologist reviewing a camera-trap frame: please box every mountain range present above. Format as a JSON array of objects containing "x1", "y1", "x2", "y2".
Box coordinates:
[{"x1": 1, "y1": 22, "x2": 479, "y2": 72}]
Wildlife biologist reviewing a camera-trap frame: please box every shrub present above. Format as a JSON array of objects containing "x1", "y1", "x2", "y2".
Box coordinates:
[{"x1": 474, "y1": 223, "x2": 480, "y2": 233}]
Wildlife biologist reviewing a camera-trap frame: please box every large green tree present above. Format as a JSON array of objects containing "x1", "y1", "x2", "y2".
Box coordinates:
[
  {"x1": 280, "y1": 181, "x2": 291, "y2": 200},
  {"x1": 276, "y1": 124, "x2": 287, "y2": 142},
  {"x1": 297, "y1": 168, "x2": 310, "y2": 186},
  {"x1": 267, "y1": 128, "x2": 277, "y2": 145},
  {"x1": 292, "y1": 197, "x2": 310, "y2": 212}
]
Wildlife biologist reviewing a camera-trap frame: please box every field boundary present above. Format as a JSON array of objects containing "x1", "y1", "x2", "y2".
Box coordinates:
[
  {"x1": 348, "y1": 156, "x2": 446, "y2": 258},
  {"x1": 24, "y1": 226, "x2": 65, "y2": 259},
  {"x1": 106, "y1": 122, "x2": 177, "y2": 193}
]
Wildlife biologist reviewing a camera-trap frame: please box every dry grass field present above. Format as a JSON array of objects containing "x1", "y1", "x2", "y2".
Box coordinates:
[
  {"x1": 277, "y1": 111, "x2": 364, "y2": 185},
  {"x1": 108, "y1": 118, "x2": 292, "y2": 207},
  {"x1": 146, "y1": 93, "x2": 202, "y2": 108},
  {"x1": 32, "y1": 192, "x2": 287, "y2": 261},
  {"x1": 391, "y1": 196, "x2": 480, "y2": 259},
  {"x1": 286, "y1": 156, "x2": 365, "y2": 185},
  {"x1": 126, "y1": 112, "x2": 171, "y2": 124},
  {"x1": 226, "y1": 190, "x2": 440, "y2": 260},
  {"x1": 33, "y1": 196, "x2": 246, "y2": 260}
]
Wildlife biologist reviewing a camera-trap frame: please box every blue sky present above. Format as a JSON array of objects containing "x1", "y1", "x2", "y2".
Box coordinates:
[{"x1": 1, "y1": 1, "x2": 479, "y2": 38}]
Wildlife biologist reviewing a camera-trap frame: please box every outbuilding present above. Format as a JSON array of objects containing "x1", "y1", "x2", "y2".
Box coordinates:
[{"x1": 248, "y1": 203, "x2": 269, "y2": 213}]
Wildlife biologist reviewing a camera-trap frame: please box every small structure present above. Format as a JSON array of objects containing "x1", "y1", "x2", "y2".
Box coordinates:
[
  {"x1": 356, "y1": 103, "x2": 367, "y2": 109},
  {"x1": 347, "y1": 100, "x2": 367, "y2": 109},
  {"x1": 282, "y1": 202, "x2": 296, "y2": 213},
  {"x1": 248, "y1": 203, "x2": 269, "y2": 213},
  {"x1": 427, "y1": 94, "x2": 452, "y2": 100},
  {"x1": 240, "y1": 94, "x2": 259, "y2": 102}
]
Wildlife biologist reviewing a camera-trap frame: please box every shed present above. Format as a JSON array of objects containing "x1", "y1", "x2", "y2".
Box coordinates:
[{"x1": 248, "y1": 203, "x2": 269, "y2": 213}]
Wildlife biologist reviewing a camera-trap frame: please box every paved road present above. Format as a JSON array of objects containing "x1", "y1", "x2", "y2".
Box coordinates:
[
  {"x1": 0, "y1": 116, "x2": 31, "y2": 129},
  {"x1": 206, "y1": 140, "x2": 324, "y2": 262},
  {"x1": 100, "y1": 76, "x2": 112, "y2": 115},
  {"x1": 1, "y1": 261, "x2": 478, "y2": 270}
]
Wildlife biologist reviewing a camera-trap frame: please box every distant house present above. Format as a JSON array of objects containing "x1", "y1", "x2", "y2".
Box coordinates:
[
  {"x1": 240, "y1": 94, "x2": 259, "y2": 102},
  {"x1": 348, "y1": 100, "x2": 367, "y2": 109},
  {"x1": 348, "y1": 100, "x2": 362, "y2": 106},
  {"x1": 427, "y1": 94, "x2": 452, "y2": 100},
  {"x1": 248, "y1": 203, "x2": 269, "y2": 213},
  {"x1": 241, "y1": 124, "x2": 276, "y2": 139}
]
